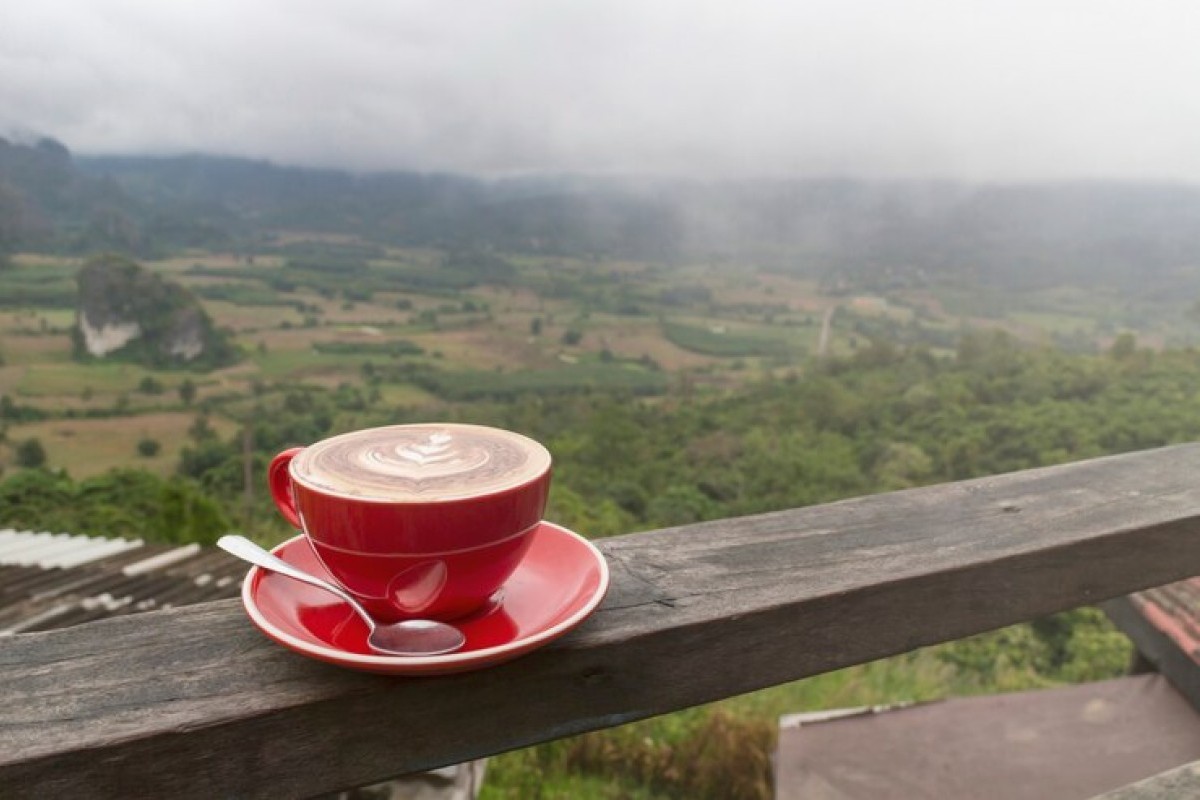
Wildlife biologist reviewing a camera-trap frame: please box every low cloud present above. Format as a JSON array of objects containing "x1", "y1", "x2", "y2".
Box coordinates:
[{"x1": 2, "y1": 0, "x2": 1199, "y2": 180}]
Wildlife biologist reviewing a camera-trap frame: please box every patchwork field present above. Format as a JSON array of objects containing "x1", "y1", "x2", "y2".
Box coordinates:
[{"x1": 2, "y1": 242, "x2": 1192, "y2": 478}]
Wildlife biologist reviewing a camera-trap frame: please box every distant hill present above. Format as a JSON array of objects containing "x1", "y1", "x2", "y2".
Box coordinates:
[
  {"x1": 6, "y1": 135, "x2": 1200, "y2": 295},
  {"x1": 0, "y1": 137, "x2": 236, "y2": 259},
  {"x1": 75, "y1": 154, "x2": 1200, "y2": 293},
  {"x1": 0, "y1": 136, "x2": 147, "y2": 257},
  {"x1": 74, "y1": 253, "x2": 238, "y2": 369},
  {"x1": 78, "y1": 154, "x2": 682, "y2": 258}
]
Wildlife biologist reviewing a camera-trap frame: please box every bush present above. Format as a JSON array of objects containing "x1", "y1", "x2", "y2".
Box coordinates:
[
  {"x1": 16, "y1": 437, "x2": 46, "y2": 468},
  {"x1": 561, "y1": 711, "x2": 774, "y2": 800},
  {"x1": 138, "y1": 376, "x2": 164, "y2": 395},
  {"x1": 0, "y1": 467, "x2": 231, "y2": 545},
  {"x1": 178, "y1": 379, "x2": 197, "y2": 405},
  {"x1": 137, "y1": 438, "x2": 162, "y2": 458}
]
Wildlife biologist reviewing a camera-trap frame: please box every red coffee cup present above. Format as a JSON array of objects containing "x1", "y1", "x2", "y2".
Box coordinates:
[{"x1": 268, "y1": 423, "x2": 551, "y2": 622}]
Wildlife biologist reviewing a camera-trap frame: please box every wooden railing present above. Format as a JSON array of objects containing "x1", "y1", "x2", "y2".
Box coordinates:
[{"x1": 4, "y1": 444, "x2": 1200, "y2": 798}]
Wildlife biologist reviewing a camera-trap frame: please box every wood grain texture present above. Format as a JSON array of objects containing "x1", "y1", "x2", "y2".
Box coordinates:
[{"x1": 5, "y1": 444, "x2": 1200, "y2": 799}]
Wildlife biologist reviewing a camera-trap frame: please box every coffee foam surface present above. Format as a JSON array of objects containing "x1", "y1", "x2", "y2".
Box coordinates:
[{"x1": 291, "y1": 424, "x2": 550, "y2": 500}]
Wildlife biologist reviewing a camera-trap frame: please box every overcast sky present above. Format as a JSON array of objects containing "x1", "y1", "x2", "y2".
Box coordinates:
[{"x1": 2, "y1": 1, "x2": 1199, "y2": 181}]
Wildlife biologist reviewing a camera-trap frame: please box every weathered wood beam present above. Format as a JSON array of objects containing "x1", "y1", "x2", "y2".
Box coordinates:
[
  {"x1": 1103, "y1": 595, "x2": 1200, "y2": 711},
  {"x1": 4, "y1": 444, "x2": 1200, "y2": 799}
]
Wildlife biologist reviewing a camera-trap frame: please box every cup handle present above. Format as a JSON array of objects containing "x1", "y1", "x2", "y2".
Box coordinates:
[{"x1": 268, "y1": 447, "x2": 305, "y2": 530}]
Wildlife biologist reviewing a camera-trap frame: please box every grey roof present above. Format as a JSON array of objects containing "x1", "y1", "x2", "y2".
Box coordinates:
[
  {"x1": 0, "y1": 529, "x2": 246, "y2": 636},
  {"x1": 774, "y1": 674, "x2": 1200, "y2": 800}
]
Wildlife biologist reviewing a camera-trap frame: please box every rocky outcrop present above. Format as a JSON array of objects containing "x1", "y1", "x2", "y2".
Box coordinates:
[{"x1": 74, "y1": 254, "x2": 236, "y2": 368}]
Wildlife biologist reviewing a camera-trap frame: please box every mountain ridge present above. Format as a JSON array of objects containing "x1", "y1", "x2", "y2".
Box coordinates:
[{"x1": 4, "y1": 136, "x2": 1200, "y2": 295}]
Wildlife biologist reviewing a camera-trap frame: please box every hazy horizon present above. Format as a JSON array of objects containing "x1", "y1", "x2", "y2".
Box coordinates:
[{"x1": 4, "y1": 1, "x2": 1200, "y2": 182}]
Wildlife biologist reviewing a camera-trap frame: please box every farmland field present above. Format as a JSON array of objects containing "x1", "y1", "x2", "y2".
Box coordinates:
[
  {"x1": 3, "y1": 412, "x2": 239, "y2": 479},
  {"x1": 1, "y1": 239, "x2": 1192, "y2": 480},
  {"x1": 662, "y1": 319, "x2": 810, "y2": 358}
]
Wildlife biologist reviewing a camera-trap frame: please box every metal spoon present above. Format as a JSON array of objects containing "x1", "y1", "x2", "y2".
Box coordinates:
[{"x1": 218, "y1": 534, "x2": 466, "y2": 657}]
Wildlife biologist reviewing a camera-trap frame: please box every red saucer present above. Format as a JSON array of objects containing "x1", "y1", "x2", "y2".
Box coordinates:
[{"x1": 240, "y1": 522, "x2": 609, "y2": 675}]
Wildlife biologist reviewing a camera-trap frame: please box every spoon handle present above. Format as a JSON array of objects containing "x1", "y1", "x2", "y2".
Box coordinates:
[{"x1": 218, "y1": 534, "x2": 371, "y2": 622}]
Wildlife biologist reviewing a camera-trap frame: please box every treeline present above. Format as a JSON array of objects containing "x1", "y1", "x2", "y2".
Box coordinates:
[
  {"x1": 498, "y1": 331, "x2": 1200, "y2": 535},
  {"x1": 185, "y1": 245, "x2": 515, "y2": 303},
  {"x1": 0, "y1": 137, "x2": 232, "y2": 260},
  {"x1": 7, "y1": 327, "x2": 1190, "y2": 549},
  {"x1": 0, "y1": 468, "x2": 228, "y2": 544}
]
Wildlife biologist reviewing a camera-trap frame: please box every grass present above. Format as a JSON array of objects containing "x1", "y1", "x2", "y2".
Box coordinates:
[
  {"x1": 147, "y1": 253, "x2": 284, "y2": 273},
  {"x1": 1009, "y1": 310, "x2": 1096, "y2": 336},
  {"x1": 374, "y1": 383, "x2": 438, "y2": 407},
  {"x1": 662, "y1": 319, "x2": 806, "y2": 358},
  {"x1": 312, "y1": 339, "x2": 423, "y2": 357},
  {"x1": 250, "y1": 348, "x2": 364, "y2": 381},
  {"x1": 2, "y1": 412, "x2": 239, "y2": 479},
  {"x1": 0, "y1": 309, "x2": 77, "y2": 331},
  {"x1": 200, "y1": 300, "x2": 304, "y2": 332},
  {"x1": 10, "y1": 254, "x2": 80, "y2": 269},
  {"x1": 193, "y1": 282, "x2": 304, "y2": 308},
  {"x1": 0, "y1": 333, "x2": 73, "y2": 365},
  {"x1": 0, "y1": 261, "x2": 80, "y2": 309},
  {"x1": 416, "y1": 360, "x2": 669, "y2": 400},
  {"x1": 17, "y1": 362, "x2": 163, "y2": 397}
]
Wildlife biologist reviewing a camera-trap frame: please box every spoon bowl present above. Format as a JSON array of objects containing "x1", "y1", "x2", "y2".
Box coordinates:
[{"x1": 218, "y1": 535, "x2": 466, "y2": 657}]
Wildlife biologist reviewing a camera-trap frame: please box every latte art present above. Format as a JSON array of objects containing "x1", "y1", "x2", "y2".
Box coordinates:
[{"x1": 292, "y1": 424, "x2": 551, "y2": 500}]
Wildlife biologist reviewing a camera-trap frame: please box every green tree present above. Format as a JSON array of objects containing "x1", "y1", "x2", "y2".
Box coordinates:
[
  {"x1": 0, "y1": 467, "x2": 232, "y2": 544},
  {"x1": 188, "y1": 414, "x2": 216, "y2": 442},
  {"x1": 646, "y1": 484, "x2": 717, "y2": 527},
  {"x1": 138, "y1": 376, "x2": 164, "y2": 395},
  {"x1": 546, "y1": 485, "x2": 632, "y2": 538},
  {"x1": 156, "y1": 477, "x2": 231, "y2": 544},
  {"x1": 15, "y1": 438, "x2": 46, "y2": 468},
  {"x1": 1109, "y1": 332, "x2": 1137, "y2": 360},
  {"x1": 137, "y1": 438, "x2": 161, "y2": 457},
  {"x1": 873, "y1": 442, "x2": 934, "y2": 490},
  {"x1": 0, "y1": 469, "x2": 73, "y2": 530},
  {"x1": 179, "y1": 378, "x2": 197, "y2": 405}
]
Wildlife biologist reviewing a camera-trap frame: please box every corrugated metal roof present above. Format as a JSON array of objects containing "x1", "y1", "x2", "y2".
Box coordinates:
[
  {"x1": 0, "y1": 528, "x2": 488, "y2": 798},
  {"x1": 0, "y1": 529, "x2": 247, "y2": 636},
  {"x1": 0, "y1": 528, "x2": 144, "y2": 568}
]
